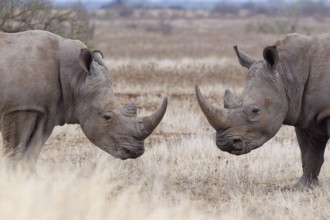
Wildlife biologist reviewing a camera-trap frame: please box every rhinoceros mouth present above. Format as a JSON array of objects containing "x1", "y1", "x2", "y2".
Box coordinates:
[
  {"x1": 118, "y1": 145, "x2": 145, "y2": 160},
  {"x1": 215, "y1": 132, "x2": 253, "y2": 155},
  {"x1": 216, "y1": 138, "x2": 254, "y2": 155},
  {"x1": 101, "y1": 137, "x2": 145, "y2": 160},
  {"x1": 227, "y1": 148, "x2": 251, "y2": 155},
  {"x1": 115, "y1": 137, "x2": 145, "y2": 160}
]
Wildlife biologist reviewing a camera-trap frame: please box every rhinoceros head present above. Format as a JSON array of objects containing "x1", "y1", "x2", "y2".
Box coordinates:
[
  {"x1": 196, "y1": 45, "x2": 288, "y2": 155},
  {"x1": 76, "y1": 48, "x2": 167, "y2": 159}
]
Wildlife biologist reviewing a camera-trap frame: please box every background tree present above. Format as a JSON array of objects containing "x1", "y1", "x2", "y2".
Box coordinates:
[{"x1": 0, "y1": 0, "x2": 94, "y2": 43}]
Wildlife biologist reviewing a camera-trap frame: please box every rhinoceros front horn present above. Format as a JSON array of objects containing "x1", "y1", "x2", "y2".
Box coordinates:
[
  {"x1": 195, "y1": 85, "x2": 229, "y2": 131},
  {"x1": 137, "y1": 97, "x2": 168, "y2": 139}
]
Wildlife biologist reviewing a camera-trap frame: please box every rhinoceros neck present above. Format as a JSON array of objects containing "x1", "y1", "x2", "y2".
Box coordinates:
[
  {"x1": 59, "y1": 40, "x2": 87, "y2": 125},
  {"x1": 59, "y1": 70, "x2": 82, "y2": 125},
  {"x1": 276, "y1": 35, "x2": 312, "y2": 126}
]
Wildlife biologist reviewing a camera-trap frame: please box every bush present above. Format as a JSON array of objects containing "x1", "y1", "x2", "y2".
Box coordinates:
[{"x1": 0, "y1": 0, "x2": 94, "y2": 43}]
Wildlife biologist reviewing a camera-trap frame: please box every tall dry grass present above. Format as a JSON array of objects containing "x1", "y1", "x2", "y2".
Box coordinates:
[
  {"x1": 2, "y1": 15, "x2": 330, "y2": 219},
  {"x1": 2, "y1": 122, "x2": 330, "y2": 219}
]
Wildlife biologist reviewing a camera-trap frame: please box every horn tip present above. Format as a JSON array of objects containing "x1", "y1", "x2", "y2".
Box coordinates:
[
  {"x1": 233, "y1": 45, "x2": 239, "y2": 54},
  {"x1": 195, "y1": 84, "x2": 200, "y2": 93},
  {"x1": 162, "y1": 97, "x2": 168, "y2": 108},
  {"x1": 195, "y1": 84, "x2": 203, "y2": 99}
]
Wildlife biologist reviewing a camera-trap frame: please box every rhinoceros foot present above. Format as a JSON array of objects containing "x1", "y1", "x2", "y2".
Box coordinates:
[{"x1": 293, "y1": 176, "x2": 320, "y2": 191}]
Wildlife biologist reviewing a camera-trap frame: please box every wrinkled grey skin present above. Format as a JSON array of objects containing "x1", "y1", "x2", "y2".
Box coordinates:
[
  {"x1": 0, "y1": 30, "x2": 167, "y2": 171},
  {"x1": 196, "y1": 33, "x2": 330, "y2": 189}
]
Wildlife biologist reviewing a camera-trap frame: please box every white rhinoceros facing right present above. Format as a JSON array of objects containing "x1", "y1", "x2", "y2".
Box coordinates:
[
  {"x1": 0, "y1": 30, "x2": 167, "y2": 171},
  {"x1": 196, "y1": 33, "x2": 330, "y2": 189}
]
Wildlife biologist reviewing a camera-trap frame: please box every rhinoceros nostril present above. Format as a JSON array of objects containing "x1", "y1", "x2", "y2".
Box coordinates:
[{"x1": 232, "y1": 139, "x2": 243, "y2": 150}]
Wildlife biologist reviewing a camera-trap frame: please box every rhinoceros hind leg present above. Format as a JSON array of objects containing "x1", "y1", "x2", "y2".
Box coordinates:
[{"x1": 294, "y1": 127, "x2": 328, "y2": 189}]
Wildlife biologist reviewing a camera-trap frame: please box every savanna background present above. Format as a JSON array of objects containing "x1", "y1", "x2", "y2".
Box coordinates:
[{"x1": 1, "y1": 0, "x2": 330, "y2": 219}]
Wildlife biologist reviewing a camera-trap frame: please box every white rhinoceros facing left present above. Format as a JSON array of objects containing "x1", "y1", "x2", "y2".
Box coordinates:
[
  {"x1": 0, "y1": 30, "x2": 167, "y2": 170},
  {"x1": 196, "y1": 33, "x2": 330, "y2": 189}
]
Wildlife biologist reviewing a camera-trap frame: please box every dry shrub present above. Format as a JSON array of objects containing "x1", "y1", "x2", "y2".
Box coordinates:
[{"x1": 0, "y1": 0, "x2": 94, "y2": 43}]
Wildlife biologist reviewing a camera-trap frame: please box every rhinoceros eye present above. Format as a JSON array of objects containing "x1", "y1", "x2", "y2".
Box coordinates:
[
  {"x1": 251, "y1": 107, "x2": 260, "y2": 117},
  {"x1": 252, "y1": 108, "x2": 260, "y2": 114},
  {"x1": 102, "y1": 112, "x2": 113, "y2": 122},
  {"x1": 103, "y1": 115, "x2": 111, "y2": 120}
]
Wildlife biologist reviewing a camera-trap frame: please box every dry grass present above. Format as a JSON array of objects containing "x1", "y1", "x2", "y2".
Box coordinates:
[{"x1": 2, "y1": 14, "x2": 330, "y2": 219}]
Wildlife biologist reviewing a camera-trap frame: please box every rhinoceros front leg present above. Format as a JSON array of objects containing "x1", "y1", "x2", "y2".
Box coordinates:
[
  {"x1": 1, "y1": 111, "x2": 52, "y2": 173},
  {"x1": 294, "y1": 127, "x2": 328, "y2": 189}
]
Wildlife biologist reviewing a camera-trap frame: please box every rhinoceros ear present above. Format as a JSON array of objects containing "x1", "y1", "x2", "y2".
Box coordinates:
[
  {"x1": 263, "y1": 46, "x2": 279, "y2": 68},
  {"x1": 233, "y1": 45, "x2": 255, "y2": 69},
  {"x1": 79, "y1": 48, "x2": 93, "y2": 73},
  {"x1": 92, "y1": 50, "x2": 105, "y2": 66},
  {"x1": 93, "y1": 50, "x2": 103, "y2": 58}
]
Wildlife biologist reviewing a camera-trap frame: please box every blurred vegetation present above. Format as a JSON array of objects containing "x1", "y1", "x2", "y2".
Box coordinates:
[
  {"x1": 94, "y1": 0, "x2": 330, "y2": 37},
  {"x1": 0, "y1": 0, "x2": 94, "y2": 43},
  {"x1": 210, "y1": 0, "x2": 329, "y2": 35},
  {"x1": 211, "y1": 0, "x2": 330, "y2": 18},
  {"x1": 3, "y1": 0, "x2": 325, "y2": 41}
]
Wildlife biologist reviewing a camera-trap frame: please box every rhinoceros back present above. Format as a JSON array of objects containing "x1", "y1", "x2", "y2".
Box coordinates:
[{"x1": 0, "y1": 30, "x2": 85, "y2": 126}]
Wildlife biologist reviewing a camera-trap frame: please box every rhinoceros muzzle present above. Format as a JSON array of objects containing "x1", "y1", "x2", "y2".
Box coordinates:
[
  {"x1": 99, "y1": 98, "x2": 168, "y2": 160},
  {"x1": 196, "y1": 85, "x2": 253, "y2": 155},
  {"x1": 119, "y1": 144, "x2": 145, "y2": 160},
  {"x1": 215, "y1": 131, "x2": 250, "y2": 155},
  {"x1": 114, "y1": 137, "x2": 145, "y2": 160}
]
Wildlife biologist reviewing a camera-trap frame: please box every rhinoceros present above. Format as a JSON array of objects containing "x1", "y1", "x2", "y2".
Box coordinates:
[
  {"x1": 196, "y1": 33, "x2": 330, "y2": 188},
  {"x1": 0, "y1": 30, "x2": 167, "y2": 171}
]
